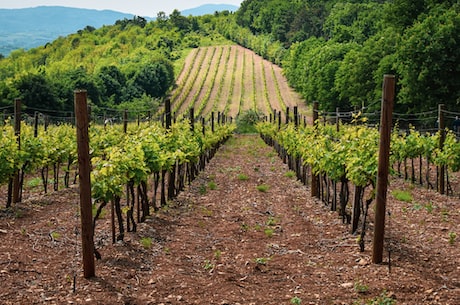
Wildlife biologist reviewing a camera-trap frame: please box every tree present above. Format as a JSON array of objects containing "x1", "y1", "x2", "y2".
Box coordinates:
[
  {"x1": 396, "y1": 6, "x2": 460, "y2": 111},
  {"x1": 13, "y1": 73, "x2": 61, "y2": 112},
  {"x1": 131, "y1": 59, "x2": 174, "y2": 99},
  {"x1": 97, "y1": 65, "x2": 126, "y2": 105}
]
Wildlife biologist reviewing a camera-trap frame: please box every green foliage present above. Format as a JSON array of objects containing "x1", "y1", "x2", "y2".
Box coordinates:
[
  {"x1": 236, "y1": 109, "x2": 263, "y2": 133},
  {"x1": 0, "y1": 12, "x2": 232, "y2": 115},
  {"x1": 256, "y1": 184, "x2": 269, "y2": 192}
]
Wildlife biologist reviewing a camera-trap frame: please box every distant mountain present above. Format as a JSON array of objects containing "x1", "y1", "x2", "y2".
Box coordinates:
[
  {"x1": 0, "y1": 6, "x2": 137, "y2": 56},
  {"x1": 181, "y1": 4, "x2": 238, "y2": 16},
  {"x1": 0, "y1": 4, "x2": 239, "y2": 57}
]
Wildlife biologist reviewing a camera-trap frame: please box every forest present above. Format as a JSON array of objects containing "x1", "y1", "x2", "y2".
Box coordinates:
[{"x1": 0, "y1": 0, "x2": 459, "y2": 116}]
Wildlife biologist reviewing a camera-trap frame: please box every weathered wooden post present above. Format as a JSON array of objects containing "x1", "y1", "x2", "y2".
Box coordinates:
[
  {"x1": 189, "y1": 107, "x2": 195, "y2": 132},
  {"x1": 311, "y1": 101, "x2": 320, "y2": 198},
  {"x1": 123, "y1": 109, "x2": 128, "y2": 134},
  {"x1": 74, "y1": 90, "x2": 95, "y2": 278},
  {"x1": 372, "y1": 75, "x2": 395, "y2": 264},
  {"x1": 438, "y1": 104, "x2": 445, "y2": 195},
  {"x1": 165, "y1": 98, "x2": 172, "y2": 130},
  {"x1": 294, "y1": 106, "x2": 298, "y2": 128},
  {"x1": 12, "y1": 99, "x2": 21, "y2": 205}
]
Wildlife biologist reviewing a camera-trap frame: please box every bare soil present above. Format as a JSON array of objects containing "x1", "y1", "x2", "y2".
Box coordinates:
[{"x1": 1, "y1": 134, "x2": 459, "y2": 304}]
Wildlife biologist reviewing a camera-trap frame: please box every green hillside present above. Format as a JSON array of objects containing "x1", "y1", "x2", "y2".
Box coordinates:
[
  {"x1": 1, "y1": 0, "x2": 459, "y2": 117},
  {"x1": 0, "y1": 11, "x2": 232, "y2": 116}
]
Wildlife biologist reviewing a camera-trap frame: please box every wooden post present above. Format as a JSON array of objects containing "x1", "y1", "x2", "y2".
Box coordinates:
[
  {"x1": 211, "y1": 112, "x2": 215, "y2": 133},
  {"x1": 278, "y1": 110, "x2": 281, "y2": 130},
  {"x1": 189, "y1": 108, "x2": 194, "y2": 132},
  {"x1": 34, "y1": 111, "x2": 39, "y2": 138},
  {"x1": 165, "y1": 98, "x2": 172, "y2": 130},
  {"x1": 438, "y1": 104, "x2": 445, "y2": 195},
  {"x1": 336, "y1": 107, "x2": 340, "y2": 132},
  {"x1": 286, "y1": 107, "x2": 290, "y2": 125},
  {"x1": 123, "y1": 109, "x2": 128, "y2": 134},
  {"x1": 294, "y1": 106, "x2": 298, "y2": 128},
  {"x1": 311, "y1": 101, "x2": 320, "y2": 198},
  {"x1": 12, "y1": 99, "x2": 21, "y2": 204},
  {"x1": 74, "y1": 90, "x2": 95, "y2": 278},
  {"x1": 372, "y1": 75, "x2": 395, "y2": 264}
]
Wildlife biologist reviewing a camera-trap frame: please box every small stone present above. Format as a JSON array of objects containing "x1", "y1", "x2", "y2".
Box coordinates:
[{"x1": 341, "y1": 282, "x2": 354, "y2": 288}]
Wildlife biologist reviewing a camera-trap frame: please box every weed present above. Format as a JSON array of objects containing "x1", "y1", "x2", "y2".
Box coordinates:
[
  {"x1": 290, "y1": 296, "x2": 302, "y2": 305},
  {"x1": 266, "y1": 216, "x2": 277, "y2": 226},
  {"x1": 256, "y1": 184, "x2": 269, "y2": 192},
  {"x1": 237, "y1": 173, "x2": 249, "y2": 181},
  {"x1": 284, "y1": 171, "x2": 296, "y2": 178},
  {"x1": 203, "y1": 259, "x2": 214, "y2": 271},
  {"x1": 26, "y1": 177, "x2": 42, "y2": 189},
  {"x1": 140, "y1": 237, "x2": 152, "y2": 249},
  {"x1": 199, "y1": 184, "x2": 207, "y2": 195},
  {"x1": 164, "y1": 247, "x2": 170, "y2": 255},
  {"x1": 392, "y1": 189, "x2": 412, "y2": 203},
  {"x1": 448, "y1": 232, "x2": 456, "y2": 245},
  {"x1": 424, "y1": 202, "x2": 434, "y2": 213},
  {"x1": 201, "y1": 207, "x2": 213, "y2": 217},
  {"x1": 214, "y1": 250, "x2": 222, "y2": 260},
  {"x1": 264, "y1": 228, "x2": 274, "y2": 237},
  {"x1": 412, "y1": 202, "x2": 422, "y2": 210},
  {"x1": 240, "y1": 223, "x2": 249, "y2": 232},
  {"x1": 49, "y1": 231, "x2": 60, "y2": 241},
  {"x1": 20, "y1": 227, "x2": 27, "y2": 236},
  {"x1": 254, "y1": 257, "x2": 270, "y2": 265},
  {"x1": 366, "y1": 291, "x2": 395, "y2": 305},
  {"x1": 208, "y1": 181, "x2": 217, "y2": 190},
  {"x1": 354, "y1": 280, "x2": 369, "y2": 293}
]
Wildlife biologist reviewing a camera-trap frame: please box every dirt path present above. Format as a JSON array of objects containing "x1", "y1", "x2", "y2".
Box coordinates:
[{"x1": 0, "y1": 134, "x2": 459, "y2": 304}]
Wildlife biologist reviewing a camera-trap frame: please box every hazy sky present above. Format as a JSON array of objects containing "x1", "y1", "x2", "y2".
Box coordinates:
[{"x1": 0, "y1": 0, "x2": 242, "y2": 17}]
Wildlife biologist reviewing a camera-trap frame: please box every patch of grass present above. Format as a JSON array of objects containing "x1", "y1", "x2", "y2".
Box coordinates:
[
  {"x1": 199, "y1": 183, "x2": 207, "y2": 195},
  {"x1": 208, "y1": 181, "x2": 217, "y2": 190},
  {"x1": 448, "y1": 232, "x2": 456, "y2": 245},
  {"x1": 354, "y1": 280, "x2": 369, "y2": 293},
  {"x1": 237, "y1": 173, "x2": 249, "y2": 181},
  {"x1": 240, "y1": 223, "x2": 249, "y2": 232},
  {"x1": 49, "y1": 231, "x2": 60, "y2": 241},
  {"x1": 284, "y1": 170, "x2": 296, "y2": 178},
  {"x1": 140, "y1": 237, "x2": 152, "y2": 249},
  {"x1": 203, "y1": 259, "x2": 214, "y2": 271},
  {"x1": 264, "y1": 228, "x2": 274, "y2": 238},
  {"x1": 214, "y1": 250, "x2": 222, "y2": 260},
  {"x1": 365, "y1": 291, "x2": 396, "y2": 305},
  {"x1": 290, "y1": 296, "x2": 302, "y2": 305},
  {"x1": 26, "y1": 177, "x2": 42, "y2": 189},
  {"x1": 424, "y1": 201, "x2": 434, "y2": 213},
  {"x1": 254, "y1": 257, "x2": 271, "y2": 265},
  {"x1": 256, "y1": 184, "x2": 269, "y2": 192},
  {"x1": 392, "y1": 189, "x2": 412, "y2": 203}
]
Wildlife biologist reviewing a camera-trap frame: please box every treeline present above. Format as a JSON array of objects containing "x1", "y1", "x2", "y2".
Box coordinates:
[
  {"x1": 217, "y1": 0, "x2": 460, "y2": 113},
  {"x1": 0, "y1": 11, "x2": 232, "y2": 116}
]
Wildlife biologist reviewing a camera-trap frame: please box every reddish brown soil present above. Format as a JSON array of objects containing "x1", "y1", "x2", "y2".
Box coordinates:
[{"x1": 1, "y1": 134, "x2": 459, "y2": 304}]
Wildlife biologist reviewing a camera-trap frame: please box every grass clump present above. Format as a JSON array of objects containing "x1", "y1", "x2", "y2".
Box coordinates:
[
  {"x1": 256, "y1": 184, "x2": 269, "y2": 192},
  {"x1": 392, "y1": 189, "x2": 412, "y2": 203},
  {"x1": 140, "y1": 237, "x2": 152, "y2": 249},
  {"x1": 237, "y1": 173, "x2": 249, "y2": 181}
]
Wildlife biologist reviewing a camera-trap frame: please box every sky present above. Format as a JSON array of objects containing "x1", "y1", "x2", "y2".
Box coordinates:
[{"x1": 0, "y1": 0, "x2": 242, "y2": 17}]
